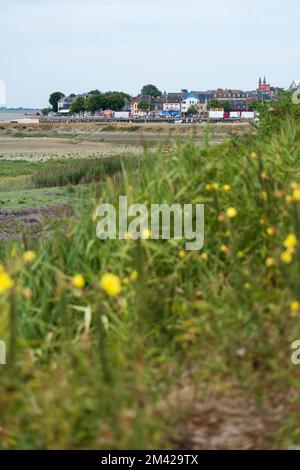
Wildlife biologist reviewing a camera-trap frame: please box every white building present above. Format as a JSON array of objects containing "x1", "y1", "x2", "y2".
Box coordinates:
[
  {"x1": 181, "y1": 92, "x2": 200, "y2": 114},
  {"x1": 289, "y1": 81, "x2": 300, "y2": 91}
]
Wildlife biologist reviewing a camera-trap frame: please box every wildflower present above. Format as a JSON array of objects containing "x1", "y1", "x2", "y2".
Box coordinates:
[
  {"x1": 99, "y1": 273, "x2": 121, "y2": 297},
  {"x1": 238, "y1": 251, "x2": 245, "y2": 259},
  {"x1": 23, "y1": 287, "x2": 33, "y2": 299},
  {"x1": 72, "y1": 274, "x2": 85, "y2": 289},
  {"x1": 0, "y1": 271, "x2": 14, "y2": 294},
  {"x1": 280, "y1": 251, "x2": 293, "y2": 264},
  {"x1": 205, "y1": 184, "x2": 212, "y2": 191},
  {"x1": 212, "y1": 183, "x2": 219, "y2": 191},
  {"x1": 244, "y1": 282, "x2": 251, "y2": 290},
  {"x1": 284, "y1": 234, "x2": 297, "y2": 252},
  {"x1": 178, "y1": 250, "x2": 186, "y2": 259},
  {"x1": 201, "y1": 252, "x2": 208, "y2": 261},
  {"x1": 124, "y1": 231, "x2": 133, "y2": 240},
  {"x1": 223, "y1": 184, "x2": 231, "y2": 191},
  {"x1": 266, "y1": 227, "x2": 274, "y2": 236},
  {"x1": 141, "y1": 228, "x2": 152, "y2": 240},
  {"x1": 266, "y1": 257, "x2": 275, "y2": 267},
  {"x1": 293, "y1": 189, "x2": 300, "y2": 201},
  {"x1": 226, "y1": 207, "x2": 237, "y2": 219},
  {"x1": 123, "y1": 277, "x2": 130, "y2": 285},
  {"x1": 23, "y1": 251, "x2": 36, "y2": 264},
  {"x1": 290, "y1": 301, "x2": 300, "y2": 313},
  {"x1": 260, "y1": 191, "x2": 268, "y2": 201},
  {"x1": 220, "y1": 245, "x2": 228, "y2": 253},
  {"x1": 250, "y1": 151, "x2": 257, "y2": 158},
  {"x1": 261, "y1": 171, "x2": 268, "y2": 180},
  {"x1": 130, "y1": 270, "x2": 139, "y2": 281},
  {"x1": 286, "y1": 195, "x2": 293, "y2": 204},
  {"x1": 260, "y1": 218, "x2": 266, "y2": 225}
]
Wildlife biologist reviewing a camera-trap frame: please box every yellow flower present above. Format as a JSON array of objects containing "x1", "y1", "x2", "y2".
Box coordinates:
[
  {"x1": 0, "y1": 272, "x2": 14, "y2": 294},
  {"x1": 205, "y1": 184, "x2": 212, "y2": 191},
  {"x1": 290, "y1": 301, "x2": 300, "y2": 313},
  {"x1": 266, "y1": 227, "x2": 274, "y2": 236},
  {"x1": 238, "y1": 251, "x2": 245, "y2": 259},
  {"x1": 223, "y1": 184, "x2": 231, "y2": 191},
  {"x1": 280, "y1": 251, "x2": 293, "y2": 264},
  {"x1": 124, "y1": 231, "x2": 133, "y2": 240},
  {"x1": 130, "y1": 270, "x2": 139, "y2": 281},
  {"x1": 261, "y1": 171, "x2": 268, "y2": 180},
  {"x1": 212, "y1": 183, "x2": 219, "y2": 191},
  {"x1": 293, "y1": 189, "x2": 300, "y2": 201},
  {"x1": 260, "y1": 218, "x2": 266, "y2": 225},
  {"x1": 99, "y1": 273, "x2": 121, "y2": 297},
  {"x1": 284, "y1": 234, "x2": 297, "y2": 252},
  {"x1": 250, "y1": 151, "x2": 257, "y2": 158},
  {"x1": 142, "y1": 228, "x2": 152, "y2": 240},
  {"x1": 286, "y1": 195, "x2": 293, "y2": 204},
  {"x1": 266, "y1": 257, "x2": 275, "y2": 267},
  {"x1": 23, "y1": 251, "x2": 36, "y2": 264},
  {"x1": 220, "y1": 245, "x2": 228, "y2": 253},
  {"x1": 72, "y1": 274, "x2": 85, "y2": 289},
  {"x1": 200, "y1": 252, "x2": 208, "y2": 261},
  {"x1": 260, "y1": 191, "x2": 268, "y2": 201},
  {"x1": 123, "y1": 277, "x2": 130, "y2": 285},
  {"x1": 226, "y1": 207, "x2": 237, "y2": 219},
  {"x1": 178, "y1": 250, "x2": 186, "y2": 259},
  {"x1": 244, "y1": 282, "x2": 251, "y2": 290}
]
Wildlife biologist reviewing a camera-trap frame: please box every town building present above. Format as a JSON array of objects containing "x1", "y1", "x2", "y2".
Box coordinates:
[{"x1": 289, "y1": 80, "x2": 300, "y2": 91}]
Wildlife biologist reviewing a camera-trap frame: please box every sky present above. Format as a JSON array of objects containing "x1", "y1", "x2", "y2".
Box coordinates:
[{"x1": 0, "y1": 0, "x2": 299, "y2": 108}]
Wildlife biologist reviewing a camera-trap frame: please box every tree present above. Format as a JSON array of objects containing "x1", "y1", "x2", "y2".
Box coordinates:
[
  {"x1": 41, "y1": 107, "x2": 52, "y2": 116},
  {"x1": 141, "y1": 84, "x2": 162, "y2": 98},
  {"x1": 49, "y1": 92, "x2": 65, "y2": 112},
  {"x1": 186, "y1": 104, "x2": 199, "y2": 116},
  {"x1": 207, "y1": 98, "x2": 223, "y2": 110},
  {"x1": 222, "y1": 101, "x2": 231, "y2": 113},
  {"x1": 86, "y1": 93, "x2": 108, "y2": 113},
  {"x1": 70, "y1": 96, "x2": 86, "y2": 114},
  {"x1": 138, "y1": 100, "x2": 155, "y2": 113},
  {"x1": 105, "y1": 92, "x2": 126, "y2": 111}
]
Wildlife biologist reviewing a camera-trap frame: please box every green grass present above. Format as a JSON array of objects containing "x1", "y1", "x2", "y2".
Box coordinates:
[
  {"x1": 0, "y1": 186, "x2": 80, "y2": 209},
  {"x1": 0, "y1": 156, "x2": 139, "y2": 208},
  {"x1": 0, "y1": 94, "x2": 300, "y2": 449},
  {"x1": 31, "y1": 156, "x2": 139, "y2": 188}
]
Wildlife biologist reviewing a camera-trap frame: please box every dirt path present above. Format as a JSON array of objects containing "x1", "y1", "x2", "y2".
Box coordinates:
[{"x1": 157, "y1": 383, "x2": 291, "y2": 450}]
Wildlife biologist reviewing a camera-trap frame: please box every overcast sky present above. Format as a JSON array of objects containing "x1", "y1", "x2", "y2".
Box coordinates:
[{"x1": 1, "y1": 0, "x2": 299, "y2": 108}]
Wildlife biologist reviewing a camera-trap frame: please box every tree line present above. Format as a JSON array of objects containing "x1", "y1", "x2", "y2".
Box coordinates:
[{"x1": 44, "y1": 84, "x2": 163, "y2": 115}]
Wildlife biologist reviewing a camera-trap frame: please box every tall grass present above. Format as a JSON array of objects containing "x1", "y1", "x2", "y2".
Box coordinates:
[
  {"x1": 1, "y1": 94, "x2": 300, "y2": 449},
  {"x1": 31, "y1": 156, "x2": 139, "y2": 188}
]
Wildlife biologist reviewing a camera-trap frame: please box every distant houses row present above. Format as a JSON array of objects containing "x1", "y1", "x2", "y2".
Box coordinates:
[{"x1": 57, "y1": 78, "x2": 297, "y2": 120}]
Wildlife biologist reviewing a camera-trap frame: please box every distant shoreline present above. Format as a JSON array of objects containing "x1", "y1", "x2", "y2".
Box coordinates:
[{"x1": 0, "y1": 109, "x2": 41, "y2": 123}]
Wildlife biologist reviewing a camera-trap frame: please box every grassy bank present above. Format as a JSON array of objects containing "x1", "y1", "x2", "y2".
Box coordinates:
[{"x1": 0, "y1": 95, "x2": 300, "y2": 449}]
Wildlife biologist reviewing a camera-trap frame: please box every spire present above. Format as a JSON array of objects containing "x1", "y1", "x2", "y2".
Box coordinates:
[
  {"x1": 259, "y1": 77, "x2": 262, "y2": 86},
  {"x1": 263, "y1": 76, "x2": 266, "y2": 84}
]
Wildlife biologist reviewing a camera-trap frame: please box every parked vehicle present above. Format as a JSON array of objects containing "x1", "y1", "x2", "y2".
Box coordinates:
[
  {"x1": 114, "y1": 111, "x2": 130, "y2": 119},
  {"x1": 241, "y1": 111, "x2": 255, "y2": 120},
  {"x1": 209, "y1": 110, "x2": 224, "y2": 119}
]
